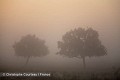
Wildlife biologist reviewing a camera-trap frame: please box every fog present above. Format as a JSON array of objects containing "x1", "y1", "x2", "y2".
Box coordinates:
[{"x1": 0, "y1": 0, "x2": 120, "y2": 72}]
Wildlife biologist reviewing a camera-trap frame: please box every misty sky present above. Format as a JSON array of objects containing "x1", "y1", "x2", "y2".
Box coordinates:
[{"x1": 0, "y1": 0, "x2": 120, "y2": 72}]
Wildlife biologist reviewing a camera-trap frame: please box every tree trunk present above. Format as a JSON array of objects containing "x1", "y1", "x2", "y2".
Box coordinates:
[
  {"x1": 82, "y1": 57, "x2": 86, "y2": 69},
  {"x1": 25, "y1": 56, "x2": 30, "y2": 65}
]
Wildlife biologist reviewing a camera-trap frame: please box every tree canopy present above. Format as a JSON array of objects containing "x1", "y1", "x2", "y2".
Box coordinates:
[
  {"x1": 57, "y1": 27, "x2": 107, "y2": 68},
  {"x1": 13, "y1": 34, "x2": 49, "y2": 64}
]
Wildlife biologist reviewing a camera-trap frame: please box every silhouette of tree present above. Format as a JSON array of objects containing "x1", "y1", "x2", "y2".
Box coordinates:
[
  {"x1": 13, "y1": 34, "x2": 49, "y2": 65},
  {"x1": 57, "y1": 27, "x2": 107, "y2": 69}
]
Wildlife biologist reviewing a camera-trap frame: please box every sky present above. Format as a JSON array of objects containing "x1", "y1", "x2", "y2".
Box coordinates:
[{"x1": 0, "y1": 0, "x2": 120, "y2": 72}]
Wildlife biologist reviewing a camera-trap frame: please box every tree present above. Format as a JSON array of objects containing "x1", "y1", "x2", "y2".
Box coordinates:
[
  {"x1": 57, "y1": 27, "x2": 107, "y2": 69},
  {"x1": 13, "y1": 34, "x2": 49, "y2": 65}
]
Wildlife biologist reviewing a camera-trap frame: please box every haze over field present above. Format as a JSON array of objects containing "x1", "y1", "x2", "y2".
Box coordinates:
[{"x1": 0, "y1": 0, "x2": 120, "y2": 72}]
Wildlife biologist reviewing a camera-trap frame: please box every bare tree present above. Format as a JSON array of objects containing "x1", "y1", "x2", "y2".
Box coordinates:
[{"x1": 57, "y1": 27, "x2": 107, "y2": 69}]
